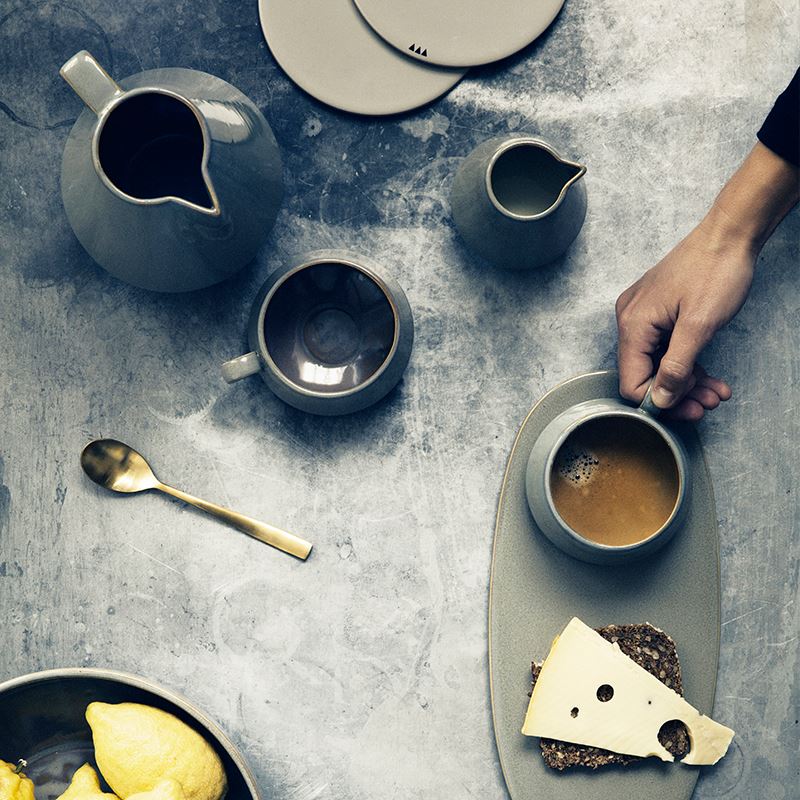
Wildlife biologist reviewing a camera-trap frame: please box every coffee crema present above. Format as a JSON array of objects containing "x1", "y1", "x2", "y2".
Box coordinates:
[{"x1": 549, "y1": 416, "x2": 680, "y2": 546}]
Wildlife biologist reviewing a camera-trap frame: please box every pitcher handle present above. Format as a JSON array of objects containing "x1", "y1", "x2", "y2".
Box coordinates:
[
  {"x1": 60, "y1": 51, "x2": 123, "y2": 115},
  {"x1": 639, "y1": 380, "x2": 661, "y2": 418},
  {"x1": 222, "y1": 352, "x2": 261, "y2": 384}
]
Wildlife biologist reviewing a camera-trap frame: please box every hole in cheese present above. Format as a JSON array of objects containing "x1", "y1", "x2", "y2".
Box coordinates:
[
  {"x1": 596, "y1": 684, "x2": 614, "y2": 702},
  {"x1": 658, "y1": 719, "x2": 691, "y2": 759},
  {"x1": 570, "y1": 707, "x2": 579, "y2": 718}
]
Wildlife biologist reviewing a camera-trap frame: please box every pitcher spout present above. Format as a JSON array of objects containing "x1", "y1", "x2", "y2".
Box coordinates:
[
  {"x1": 192, "y1": 165, "x2": 220, "y2": 215},
  {"x1": 556, "y1": 155, "x2": 587, "y2": 190},
  {"x1": 555, "y1": 153, "x2": 587, "y2": 202}
]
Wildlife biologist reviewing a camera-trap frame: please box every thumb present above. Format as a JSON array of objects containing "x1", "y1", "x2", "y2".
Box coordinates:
[{"x1": 652, "y1": 318, "x2": 712, "y2": 409}]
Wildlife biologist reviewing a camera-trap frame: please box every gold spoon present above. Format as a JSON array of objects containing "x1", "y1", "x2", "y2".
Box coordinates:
[{"x1": 80, "y1": 439, "x2": 312, "y2": 560}]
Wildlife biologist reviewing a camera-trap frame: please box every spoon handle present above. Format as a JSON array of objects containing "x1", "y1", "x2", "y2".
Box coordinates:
[{"x1": 157, "y1": 483, "x2": 312, "y2": 560}]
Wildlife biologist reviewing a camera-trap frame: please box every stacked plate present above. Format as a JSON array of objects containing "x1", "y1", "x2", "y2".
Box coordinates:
[{"x1": 258, "y1": 0, "x2": 566, "y2": 115}]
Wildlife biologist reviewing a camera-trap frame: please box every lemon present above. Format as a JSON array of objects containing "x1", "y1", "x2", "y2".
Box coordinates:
[
  {"x1": 126, "y1": 780, "x2": 186, "y2": 800},
  {"x1": 0, "y1": 760, "x2": 34, "y2": 800},
  {"x1": 56, "y1": 764, "x2": 119, "y2": 800},
  {"x1": 85, "y1": 702, "x2": 227, "y2": 800}
]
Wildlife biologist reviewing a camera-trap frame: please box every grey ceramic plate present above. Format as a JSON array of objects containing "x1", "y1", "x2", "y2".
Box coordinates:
[
  {"x1": 489, "y1": 371, "x2": 721, "y2": 800},
  {"x1": 258, "y1": 0, "x2": 465, "y2": 115},
  {"x1": 353, "y1": 0, "x2": 565, "y2": 67}
]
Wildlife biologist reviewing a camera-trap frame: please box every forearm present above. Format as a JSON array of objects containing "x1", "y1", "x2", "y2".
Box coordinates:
[{"x1": 704, "y1": 142, "x2": 800, "y2": 254}]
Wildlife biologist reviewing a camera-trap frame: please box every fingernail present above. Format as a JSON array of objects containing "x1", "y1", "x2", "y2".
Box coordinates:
[{"x1": 652, "y1": 386, "x2": 675, "y2": 408}]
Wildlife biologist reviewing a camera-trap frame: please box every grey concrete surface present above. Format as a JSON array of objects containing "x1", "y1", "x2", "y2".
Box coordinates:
[{"x1": 0, "y1": 1, "x2": 797, "y2": 798}]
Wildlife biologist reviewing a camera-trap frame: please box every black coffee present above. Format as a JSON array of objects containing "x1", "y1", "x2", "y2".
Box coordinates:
[{"x1": 98, "y1": 93, "x2": 212, "y2": 208}]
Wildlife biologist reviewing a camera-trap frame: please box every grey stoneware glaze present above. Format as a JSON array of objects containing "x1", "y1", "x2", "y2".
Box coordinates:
[
  {"x1": 525, "y1": 391, "x2": 691, "y2": 564},
  {"x1": 451, "y1": 135, "x2": 587, "y2": 269},
  {"x1": 60, "y1": 51, "x2": 284, "y2": 292},
  {"x1": 222, "y1": 250, "x2": 414, "y2": 415},
  {"x1": 0, "y1": 668, "x2": 260, "y2": 799},
  {"x1": 490, "y1": 371, "x2": 721, "y2": 800}
]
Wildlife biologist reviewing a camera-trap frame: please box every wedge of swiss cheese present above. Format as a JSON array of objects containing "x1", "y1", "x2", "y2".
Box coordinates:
[{"x1": 522, "y1": 617, "x2": 734, "y2": 765}]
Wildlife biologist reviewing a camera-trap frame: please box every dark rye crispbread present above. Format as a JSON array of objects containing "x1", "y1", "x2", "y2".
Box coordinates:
[{"x1": 530, "y1": 622, "x2": 691, "y2": 770}]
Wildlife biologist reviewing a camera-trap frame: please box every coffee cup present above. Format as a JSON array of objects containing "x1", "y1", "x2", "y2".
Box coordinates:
[
  {"x1": 221, "y1": 250, "x2": 414, "y2": 415},
  {"x1": 525, "y1": 386, "x2": 690, "y2": 564}
]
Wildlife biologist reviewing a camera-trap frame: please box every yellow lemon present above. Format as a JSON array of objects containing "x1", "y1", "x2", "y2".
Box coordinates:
[
  {"x1": 0, "y1": 760, "x2": 34, "y2": 800},
  {"x1": 126, "y1": 780, "x2": 186, "y2": 800},
  {"x1": 85, "y1": 702, "x2": 227, "y2": 800},
  {"x1": 56, "y1": 764, "x2": 119, "y2": 800}
]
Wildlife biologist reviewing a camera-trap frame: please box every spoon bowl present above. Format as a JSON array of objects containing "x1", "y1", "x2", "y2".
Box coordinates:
[{"x1": 80, "y1": 439, "x2": 159, "y2": 493}]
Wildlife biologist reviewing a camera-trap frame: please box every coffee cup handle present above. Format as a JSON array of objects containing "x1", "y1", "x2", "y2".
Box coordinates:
[
  {"x1": 222, "y1": 352, "x2": 261, "y2": 384},
  {"x1": 639, "y1": 381, "x2": 661, "y2": 418},
  {"x1": 60, "y1": 51, "x2": 123, "y2": 115}
]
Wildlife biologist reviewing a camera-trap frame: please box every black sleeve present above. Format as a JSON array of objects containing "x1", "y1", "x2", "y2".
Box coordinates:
[{"x1": 757, "y1": 68, "x2": 800, "y2": 167}]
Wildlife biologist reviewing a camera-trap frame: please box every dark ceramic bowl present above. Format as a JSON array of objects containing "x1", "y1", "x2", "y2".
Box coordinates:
[
  {"x1": 222, "y1": 250, "x2": 414, "y2": 415},
  {"x1": 0, "y1": 669, "x2": 260, "y2": 800}
]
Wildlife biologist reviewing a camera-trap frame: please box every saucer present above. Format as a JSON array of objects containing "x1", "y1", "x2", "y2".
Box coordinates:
[
  {"x1": 258, "y1": 0, "x2": 466, "y2": 115},
  {"x1": 353, "y1": 0, "x2": 566, "y2": 67},
  {"x1": 489, "y1": 371, "x2": 721, "y2": 800}
]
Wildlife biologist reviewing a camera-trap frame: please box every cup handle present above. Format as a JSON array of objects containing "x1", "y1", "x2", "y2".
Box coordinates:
[
  {"x1": 60, "y1": 51, "x2": 123, "y2": 115},
  {"x1": 222, "y1": 352, "x2": 261, "y2": 384},
  {"x1": 639, "y1": 380, "x2": 661, "y2": 417}
]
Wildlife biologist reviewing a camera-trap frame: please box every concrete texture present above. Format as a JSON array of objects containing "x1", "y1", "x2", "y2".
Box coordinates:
[{"x1": 0, "y1": 1, "x2": 797, "y2": 798}]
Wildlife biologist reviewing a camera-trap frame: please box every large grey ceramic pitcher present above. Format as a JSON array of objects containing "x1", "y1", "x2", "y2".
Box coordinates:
[{"x1": 60, "y1": 51, "x2": 284, "y2": 292}]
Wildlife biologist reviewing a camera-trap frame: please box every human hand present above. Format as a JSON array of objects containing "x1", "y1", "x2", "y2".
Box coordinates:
[
  {"x1": 615, "y1": 142, "x2": 799, "y2": 421},
  {"x1": 615, "y1": 212, "x2": 755, "y2": 420}
]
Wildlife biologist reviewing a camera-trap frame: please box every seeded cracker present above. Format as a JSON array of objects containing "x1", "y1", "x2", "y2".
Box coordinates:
[{"x1": 530, "y1": 623, "x2": 691, "y2": 770}]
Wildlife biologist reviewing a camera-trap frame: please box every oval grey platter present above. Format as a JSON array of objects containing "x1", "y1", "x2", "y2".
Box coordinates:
[{"x1": 489, "y1": 371, "x2": 722, "y2": 800}]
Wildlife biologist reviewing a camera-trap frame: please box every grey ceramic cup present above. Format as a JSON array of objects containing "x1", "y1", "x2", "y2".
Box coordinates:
[
  {"x1": 0, "y1": 668, "x2": 259, "y2": 798},
  {"x1": 451, "y1": 134, "x2": 587, "y2": 269},
  {"x1": 525, "y1": 388, "x2": 690, "y2": 565},
  {"x1": 222, "y1": 250, "x2": 414, "y2": 415},
  {"x1": 60, "y1": 51, "x2": 284, "y2": 292}
]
